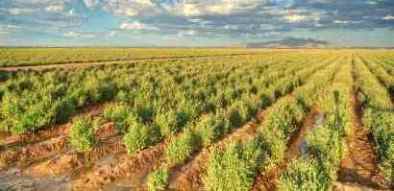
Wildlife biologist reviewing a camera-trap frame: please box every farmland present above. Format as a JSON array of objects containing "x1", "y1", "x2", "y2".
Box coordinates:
[{"x1": 0, "y1": 48, "x2": 392, "y2": 191}]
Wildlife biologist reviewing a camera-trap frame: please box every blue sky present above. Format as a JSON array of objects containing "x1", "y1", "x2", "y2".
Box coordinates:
[{"x1": 1, "y1": 0, "x2": 394, "y2": 47}]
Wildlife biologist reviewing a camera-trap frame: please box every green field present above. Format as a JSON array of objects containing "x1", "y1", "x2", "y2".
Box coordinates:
[{"x1": 0, "y1": 49, "x2": 392, "y2": 191}]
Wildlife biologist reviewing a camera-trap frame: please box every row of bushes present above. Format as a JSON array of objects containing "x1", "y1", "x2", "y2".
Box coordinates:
[
  {"x1": 1, "y1": 54, "x2": 273, "y2": 134},
  {"x1": 354, "y1": 57, "x2": 394, "y2": 182},
  {"x1": 200, "y1": 60, "x2": 342, "y2": 191},
  {"x1": 144, "y1": 55, "x2": 338, "y2": 190},
  {"x1": 0, "y1": 48, "x2": 266, "y2": 67},
  {"x1": 277, "y1": 59, "x2": 353, "y2": 190}
]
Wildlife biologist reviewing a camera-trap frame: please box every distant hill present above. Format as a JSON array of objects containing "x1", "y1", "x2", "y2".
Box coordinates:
[{"x1": 246, "y1": 37, "x2": 329, "y2": 48}]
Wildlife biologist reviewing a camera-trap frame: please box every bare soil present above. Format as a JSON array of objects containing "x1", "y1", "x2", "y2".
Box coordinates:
[
  {"x1": 0, "y1": 122, "x2": 119, "y2": 191},
  {"x1": 252, "y1": 108, "x2": 322, "y2": 191},
  {"x1": 72, "y1": 141, "x2": 166, "y2": 190},
  {"x1": 337, "y1": 94, "x2": 389, "y2": 190},
  {"x1": 168, "y1": 112, "x2": 264, "y2": 191},
  {"x1": 0, "y1": 104, "x2": 103, "y2": 150},
  {"x1": 0, "y1": 54, "x2": 260, "y2": 72}
]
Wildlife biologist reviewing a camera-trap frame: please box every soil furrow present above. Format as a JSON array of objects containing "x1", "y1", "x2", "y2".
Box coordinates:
[
  {"x1": 167, "y1": 60, "x2": 337, "y2": 191},
  {"x1": 336, "y1": 92, "x2": 389, "y2": 190},
  {"x1": 0, "y1": 122, "x2": 117, "y2": 170},
  {"x1": 72, "y1": 141, "x2": 166, "y2": 190},
  {"x1": 0, "y1": 104, "x2": 103, "y2": 150},
  {"x1": 251, "y1": 108, "x2": 322, "y2": 191},
  {"x1": 0, "y1": 53, "x2": 267, "y2": 72},
  {"x1": 168, "y1": 114, "x2": 262, "y2": 191}
]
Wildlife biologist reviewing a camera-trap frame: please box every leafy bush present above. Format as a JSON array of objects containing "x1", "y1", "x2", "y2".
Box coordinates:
[
  {"x1": 146, "y1": 168, "x2": 169, "y2": 191},
  {"x1": 165, "y1": 128, "x2": 201, "y2": 165},
  {"x1": 123, "y1": 116, "x2": 161, "y2": 155},
  {"x1": 69, "y1": 117, "x2": 96, "y2": 152},
  {"x1": 195, "y1": 114, "x2": 225, "y2": 146},
  {"x1": 103, "y1": 103, "x2": 130, "y2": 133},
  {"x1": 154, "y1": 110, "x2": 188, "y2": 137},
  {"x1": 278, "y1": 159, "x2": 330, "y2": 191},
  {"x1": 203, "y1": 139, "x2": 263, "y2": 191},
  {"x1": 363, "y1": 109, "x2": 394, "y2": 180},
  {"x1": 54, "y1": 97, "x2": 76, "y2": 123}
]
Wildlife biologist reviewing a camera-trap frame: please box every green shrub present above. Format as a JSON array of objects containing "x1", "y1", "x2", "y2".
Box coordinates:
[
  {"x1": 165, "y1": 128, "x2": 201, "y2": 165},
  {"x1": 69, "y1": 117, "x2": 96, "y2": 152},
  {"x1": 154, "y1": 110, "x2": 189, "y2": 136},
  {"x1": 54, "y1": 97, "x2": 76, "y2": 123},
  {"x1": 226, "y1": 107, "x2": 243, "y2": 131},
  {"x1": 123, "y1": 116, "x2": 161, "y2": 155},
  {"x1": 103, "y1": 103, "x2": 130, "y2": 133},
  {"x1": 195, "y1": 114, "x2": 225, "y2": 146},
  {"x1": 203, "y1": 139, "x2": 263, "y2": 191},
  {"x1": 258, "y1": 127, "x2": 286, "y2": 168},
  {"x1": 278, "y1": 159, "x2": 330, "y2": 191},
  {"x1": 363, "y1": 109, "x2": 394, "y2": 180},
  {"x1": 146, "y1": 168, "x2": 169, "y2": 191}
]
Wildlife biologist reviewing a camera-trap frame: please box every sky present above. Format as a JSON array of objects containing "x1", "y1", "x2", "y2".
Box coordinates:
[{"x1": 0, "y1": 0, "x2": 394, "y2": 47}]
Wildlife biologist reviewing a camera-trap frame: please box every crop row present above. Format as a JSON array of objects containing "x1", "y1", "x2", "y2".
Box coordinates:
[
  {"x1": 0, "y1": 54, "x2": 288, "y2": 135},
  {"x1": 353, "y1": 56, "x2": 393, "y2": 182},
  {"x1": 143, "y1": 55, "x2": 339, "y2": 191},
  {"x1": 360, "y1": 55, "x2": 394, "y2": 96},
  {"x1": 0, "y1": 48, "x2": 267, "y2": 67},
  {"x1": 192, "y1": 55, "x2": 342, "y2": 191},
  {"x1": 277, "y1": 57, "x2": 353, "y2": 190}
]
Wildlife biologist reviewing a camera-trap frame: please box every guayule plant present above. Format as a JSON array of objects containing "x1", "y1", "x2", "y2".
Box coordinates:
[
  {"x1": 123, "y1": 116, "x2": 161, "y2": 155},
  {"x1": 165, "y1": 128, "x2": 201, "y2": 165},
  {"x1": 146, "y1": 168, "x2": 169, "y2": 191},
  {"x1": 278, "y1": 159, "x2": 330, "y2": 191},
  {"x1": 195, "y1": 113, "x2": 226, "y2": 147},
  {"x1": 203, "y1": 139, "x2": 263, "y2": 191},
  {"x1": 103, "y1": 103, "x2": 130, "y2": 133},
  {"x1": 69, "y1": 117, "x2": 96, "y2": 152}
]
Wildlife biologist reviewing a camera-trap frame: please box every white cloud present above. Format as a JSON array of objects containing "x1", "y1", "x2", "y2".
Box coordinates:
[
  {"x1": 108, "y1": 31, "x2": 117, "y2": 37},
  {"x1": 281, "y1": 9, "x2": 322, "y2": 23},
  {"x1": 169, "y1": 0, "x2": 263, "y2": 16},
  {"x1": 178, "y1": 30, "x2": 196, "y2": 37},
  {"x1": 46, "y1": 4, "x2": 64, "y2": 12},
  {"x1": 0, "y1": 24, "x2": 22, "y2": 35},
  {"x1": 83, "y1": 0, "x2": 100, "y2": 9},
  {"x1": 334, "y1": 20, "x2": 349, "y2": 24},
  {"x1": 64, "y1": 31, "x2": 95, "y2": 38},
  {"x1": 334, "y1": 20, "x2": 362, "y2": 24},
  {"x1": 120, "y1": 21, "x2": 159, "y2": 31},
  {"x1": 285, "y1": 14, "x2": 307, "y2": 23},
  {"x1": 103, "y1": 0, "x2": 157, "y2": 16},
  {"x1": 383, "y1": 15, "x2": 394, "y2": 20},
  {"x1": 9, "y1": 8, "x2": 34, "y2": 15},
  {"x1": 69, "y1": 9, "x2": 75, "y2": 15},
  {"x1": 224, "y1": 24, "x2": 239, "y2": 30}
]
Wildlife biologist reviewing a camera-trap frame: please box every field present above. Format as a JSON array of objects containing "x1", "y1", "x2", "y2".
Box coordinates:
[{"x1": 0, "y1": 48, "x2": 393, "y2": 191}]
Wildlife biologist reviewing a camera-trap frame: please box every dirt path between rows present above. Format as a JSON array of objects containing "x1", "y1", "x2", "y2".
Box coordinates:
[
  {"x1": 168, "y1": 60, "x2": 336, "y2": 191},
  {"x1": 0, "y1": 122, "x2": 121, "y2": 191},
  {"x1": 252, "y1": 108, "x2": 322, "y2": 191},
  {"x1": 336, "y1": 93, "x2": 389, "y2": 190},
  {"x1": 0, "y1": 104, "x2": 103, "y2": 150},
  {"x1": 0, "y1": 53, "x2": 263, "y2": 72},
  {"x1": 168, "y1": 113, "x2": 262, "y2": 191}
]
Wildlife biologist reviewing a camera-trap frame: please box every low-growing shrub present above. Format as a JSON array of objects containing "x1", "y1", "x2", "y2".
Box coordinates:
[
  {"x1": 69, "y1": 117, "x2": 96, "y2": 152},
  {"x1": 146, "y1": 168, "x2": 169, "y2": 191},
  {"x1": 123, "y1": 116, "x2": 161, "y2": 155},
  {"x1": 54, "y1": 97, "x2": 76, "y2": 123},
  {"x1": 103, "y1": 103, "x2": 130, "y2": 133},
  {"x1": 154, "y1": 110, "x2": 189, "y2": 137},
  {"x1": 278, "y1": 159, "x2": 330, "y2": 191},
  {"x1": 203, "y1": 139, "x2": 263, "y2": 191},
  {"x1": 165, "y1": 128, "x2": 201, "y2": 165},
  {"x1": 195, "y1": 114, "x2": 225, "y2": 146}
]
